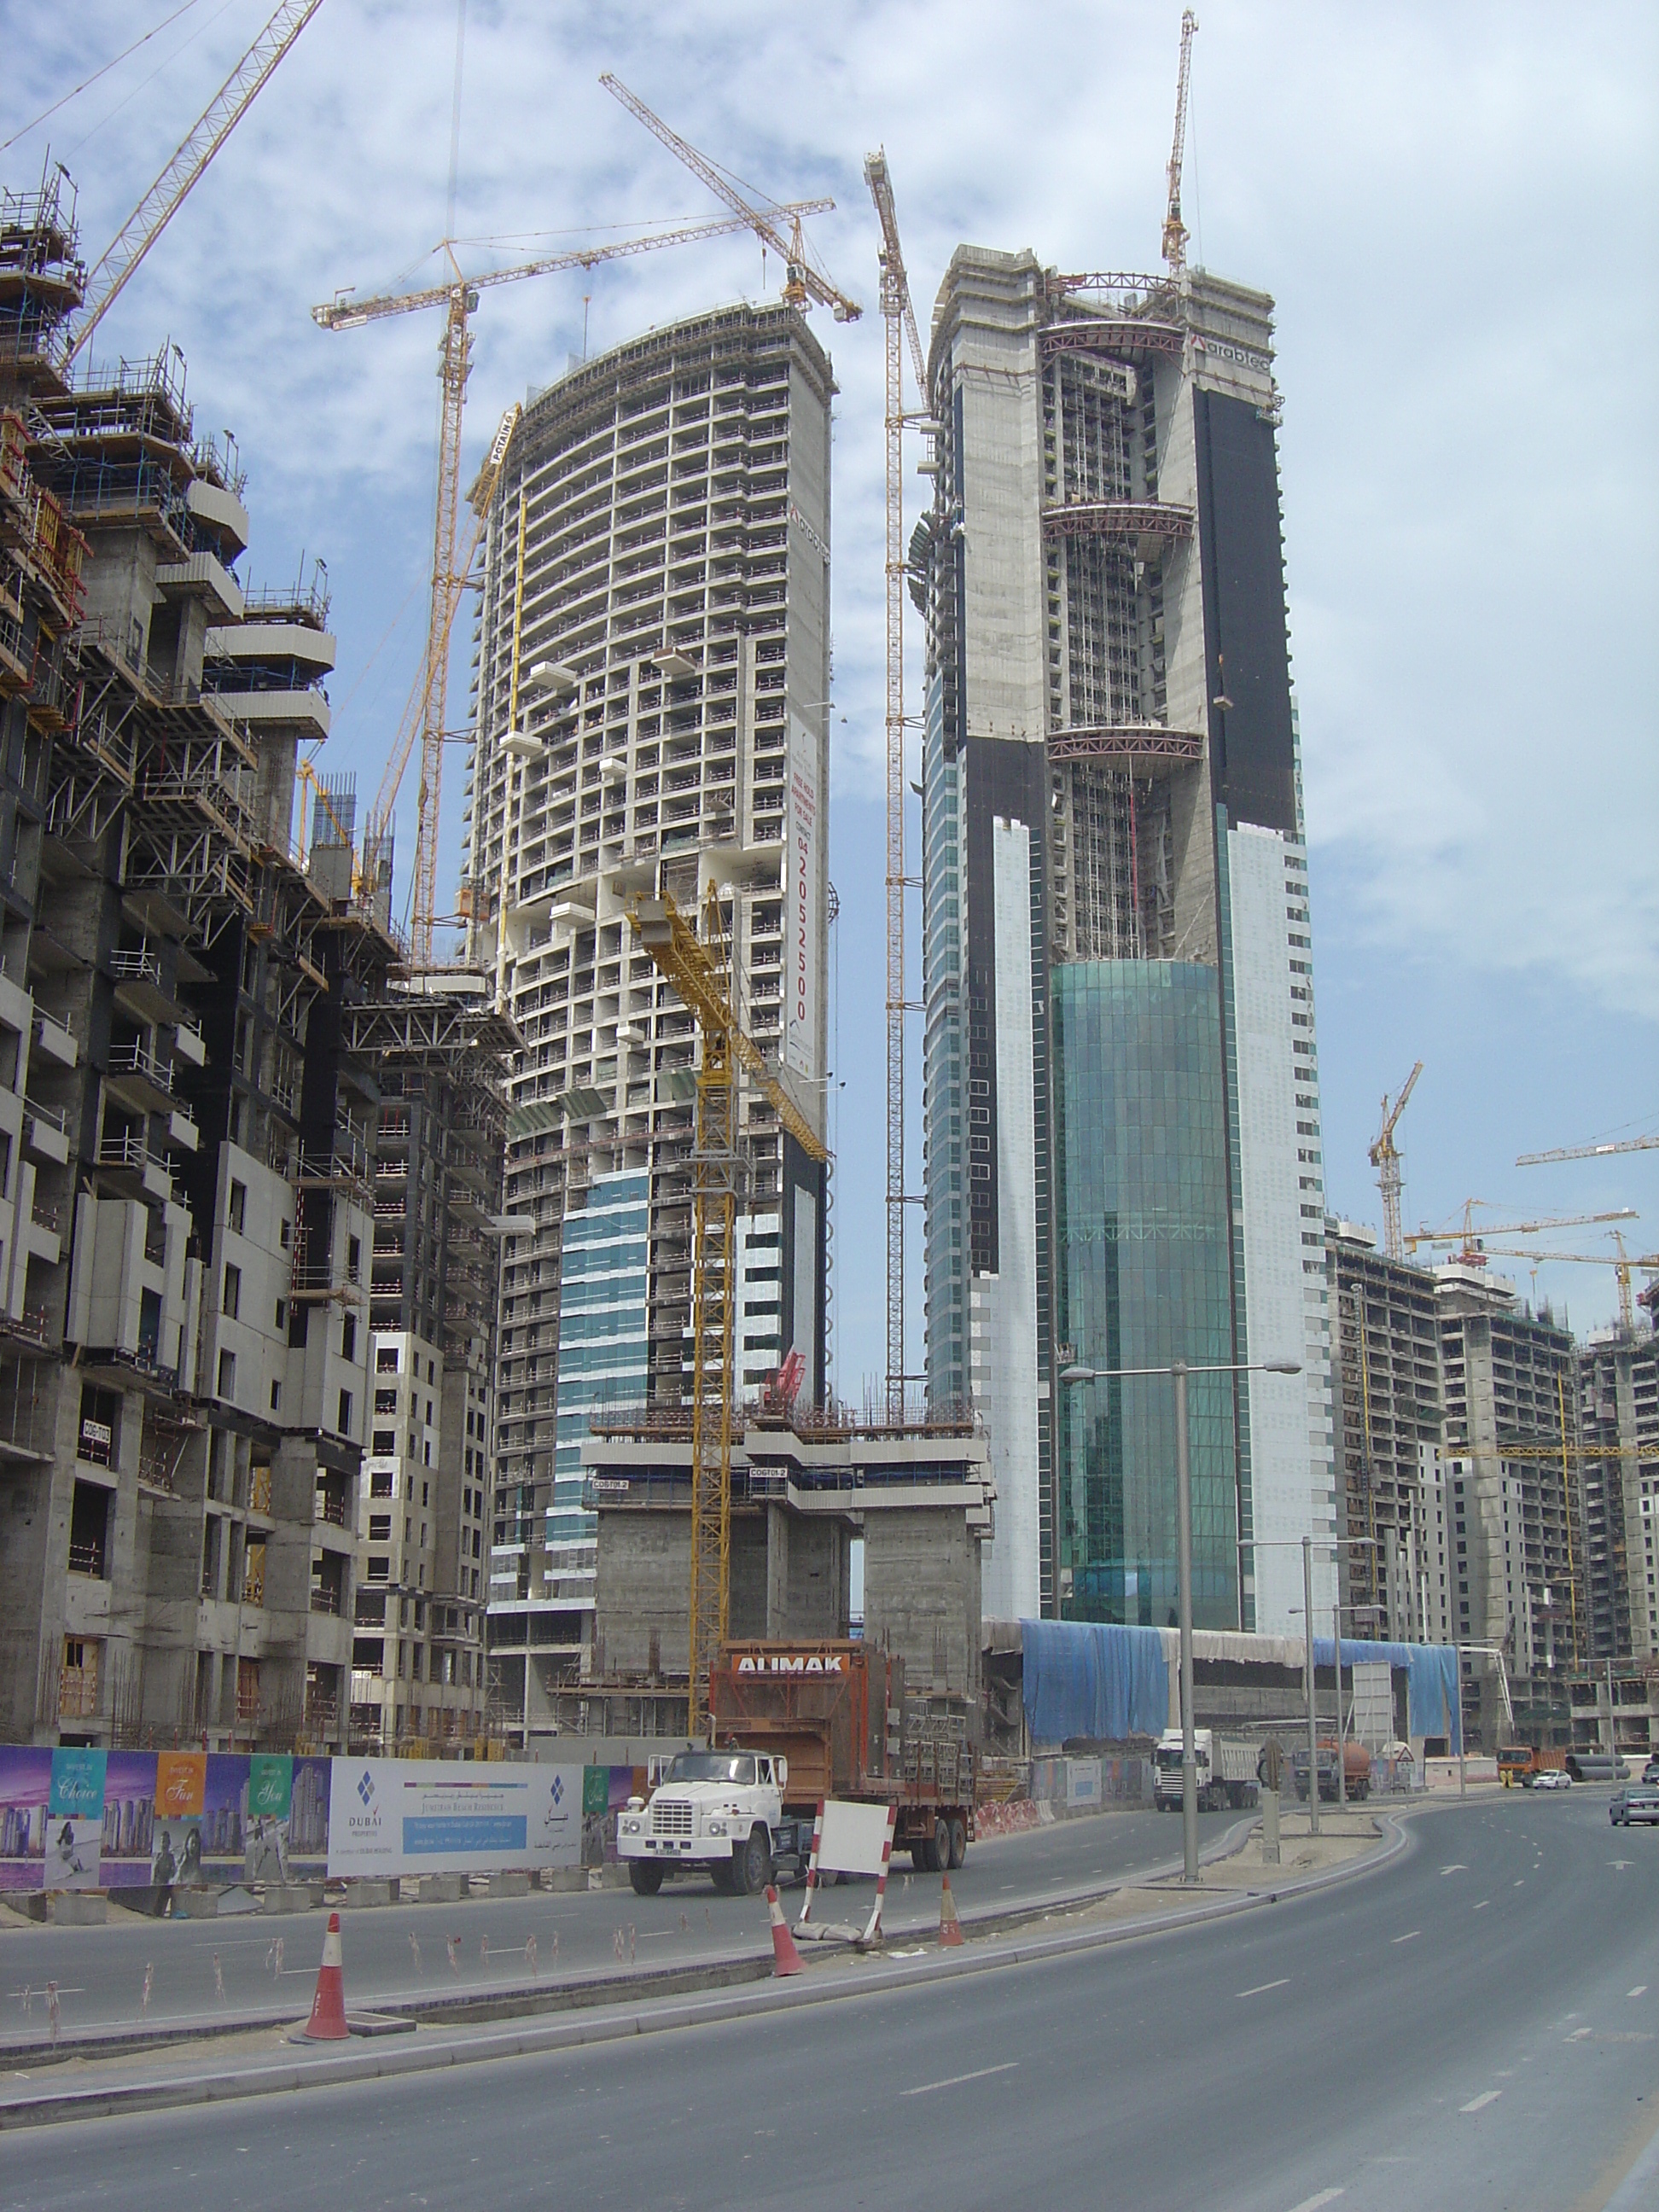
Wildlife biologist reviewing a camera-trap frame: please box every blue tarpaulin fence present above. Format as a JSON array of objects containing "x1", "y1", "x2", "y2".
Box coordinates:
[
  {"x1": 1021, "y1": 1619, "x2": 1170, "y2": 1744},
  {"x1": 1315, "y1": 1637, "x2": 1462, "y2": 1755}
]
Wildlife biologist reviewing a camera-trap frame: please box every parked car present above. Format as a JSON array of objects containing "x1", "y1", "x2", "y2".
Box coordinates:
[
  {"x1": 1641, "y1": 1757, "x2": 1659, "y2": 1787},
  {"x1": 1531, "y1": 1768, "x2": 1572, "y2": 1791},
  {"x1": 1610, "y1": 1785, "x2": 1659, "y2": 1827}
]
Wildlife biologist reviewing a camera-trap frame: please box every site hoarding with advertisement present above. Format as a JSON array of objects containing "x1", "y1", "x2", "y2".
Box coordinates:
[
  {"x1": 326, "y1": 1759, "x2": 585, "y2": 1880},
  {"x1": 0, "y1": 1745, "x2": 614, "y2": 1890}
]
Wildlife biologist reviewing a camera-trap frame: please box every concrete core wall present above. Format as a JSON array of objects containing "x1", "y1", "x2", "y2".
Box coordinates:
[{"x1": 862, "y1": 1505, "x2": 981, "y2": 1705}]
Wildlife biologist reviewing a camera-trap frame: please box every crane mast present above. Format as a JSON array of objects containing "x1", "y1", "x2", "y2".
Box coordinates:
[
  {"x1": 66, "y1": 0, "x2": 326, "y2": 366},
  {"x1": 1162, "y1": 9, "x2": 1199, "y2": 276},
  {"x1": 626, "y1": 887, "x2": 829, "y2": 1733},
  {"x1": 864, "y1": 151, "x2": 926, "y2": 1421}
]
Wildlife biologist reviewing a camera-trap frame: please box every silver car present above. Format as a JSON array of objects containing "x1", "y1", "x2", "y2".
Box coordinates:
[
  {"x1": 1610, "y1": 1785, "x2": 1659, "y2": 1826},
  {"x1": 1531, "y1": 1768, "x2": 1571, "y2": 1790}
]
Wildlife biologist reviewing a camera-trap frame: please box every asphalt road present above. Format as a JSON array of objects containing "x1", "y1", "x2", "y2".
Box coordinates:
[
  {"x1": 0, "y1": 1801, "x2": 1238, "y2": 2041},
  {"x1": 5, "y1": 1790, "x2": 1656, "y2": 2209}
]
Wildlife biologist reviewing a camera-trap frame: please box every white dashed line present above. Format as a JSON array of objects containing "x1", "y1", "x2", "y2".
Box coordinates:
[
  {"x1": 1461, "y1": 2091, "x2": 1503, "y2": 2113},
  {"x1": 1566, "y1": 2028, "x2": 1593, "y2": 2043},
  {"x1": 1473, "y1": 1900, "x2": 1489, "y2": 1911},
  {"x1": 1391, "y1": 1930, "x2": 1421, "y2": 1945},
  {"x1": 901, "y1": 2061, "x2": 1019, "y2": 2098},
  {"x1": 1237, "y1": 1978, "x2": 1290, "y2": 1998},
  {"x1": 1285, "y1": 2191, "x2": 1344, "y2": 2212},
  {"x1": 1630, "y1": 1987, "x2": 1648, "y2": 1999}
]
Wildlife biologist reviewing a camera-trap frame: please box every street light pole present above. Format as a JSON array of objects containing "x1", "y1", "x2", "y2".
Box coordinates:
[
  {"x1": 1172, "y1": 1359, "x2": 1196, "y2": 1888},
  {"x1": 1062, "y1": 1353, "x2": 1301, "y2": 1888},
  {"x1": 1302, "y1": 1534, "x2": 1320, "y2": 1837},
  {"x1": 1333, "y1": 1597, "x2": 1347, "y2": 1812}
]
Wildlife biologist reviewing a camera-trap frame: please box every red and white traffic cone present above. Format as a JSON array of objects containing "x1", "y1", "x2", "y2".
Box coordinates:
[
  {"x1": 302, "y1": 1910, "x2": 350, "y2": 2040},
  {"x1": 938, "y1": 1872, "x2": 963, "y2": 1947},
  {"x1": 765, "y1": 1885, "x2": 802, "y2": 1978}
]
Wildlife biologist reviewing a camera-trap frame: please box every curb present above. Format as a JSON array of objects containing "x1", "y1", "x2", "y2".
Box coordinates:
[{"x1": 0, "y1": 1814, "x2": 1409, "y2": 2131}]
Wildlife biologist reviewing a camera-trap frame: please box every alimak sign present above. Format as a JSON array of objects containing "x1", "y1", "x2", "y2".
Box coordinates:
[{"x1": 734, "y1": 1654, "x2": 846, "y2": 1675}]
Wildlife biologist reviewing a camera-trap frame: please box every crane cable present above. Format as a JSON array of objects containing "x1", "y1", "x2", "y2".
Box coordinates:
[{"x1": 2, "y1": 0, "x2": 207, "y2": 153}]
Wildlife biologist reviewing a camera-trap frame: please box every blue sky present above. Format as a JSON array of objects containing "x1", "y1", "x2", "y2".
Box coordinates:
[{"x1": 8, "y1": 0, "x2": 1656, "y2": 1383}]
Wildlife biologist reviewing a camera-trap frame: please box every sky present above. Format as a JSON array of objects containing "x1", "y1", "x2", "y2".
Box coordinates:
[{"x1": 5, "y1": 0, "x2": 1656, "y2": 1384}]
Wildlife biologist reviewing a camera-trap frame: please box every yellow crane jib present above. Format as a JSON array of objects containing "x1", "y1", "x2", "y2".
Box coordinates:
[{"x1": 626, "y1": 890, "x2": 829, "y2": 1165}]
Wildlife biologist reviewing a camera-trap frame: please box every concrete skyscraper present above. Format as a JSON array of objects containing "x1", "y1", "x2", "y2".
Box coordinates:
[
  {"x1": 463, "y1": 304, "x2": 834, "y2": 1710},
  {"x1": 912, "y1": 249, "x2": 1334, "y2": 1635}
]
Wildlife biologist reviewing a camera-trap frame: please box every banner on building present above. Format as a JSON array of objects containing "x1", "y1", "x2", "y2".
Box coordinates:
[
  {"x1": 326, "y1": 1759, "x2": 584, "y2": 1880},
  {"x1": 784, "y1": 713, "x2": 820, "y2": 1085}
]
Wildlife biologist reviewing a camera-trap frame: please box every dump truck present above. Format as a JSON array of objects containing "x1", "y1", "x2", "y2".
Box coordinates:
[
  {"x1": 1152, "y1": 1729, "x2": 1260, "y2": 1812},
  {"x1": 617, "y1": 1641, "x2": 977, "y2": 1896},
  {"x1": 1290, "y1": 1738, "x2": 1372, "y2": 1802}
]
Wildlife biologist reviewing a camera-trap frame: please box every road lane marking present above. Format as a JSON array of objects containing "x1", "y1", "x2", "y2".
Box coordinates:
[
  {"x1": 1237, "y1": 1978, "x2": 1290, "y2": 1998},
  {"x1": 901, "y1": 2061, "x2": 1019, "y2": 2098},
  {"x1": 1461, "y1": 2091, "x2": 1503, "y2": 2113},
  {"x1": 1566, "y1": 2028, "x2": 1593, "y2": 2042},
  {"x1": 1629, "y1": 1987, "x2": 1648, "y2": 1999},
  {"x1": 1285, "y1": 2190, "x2": 1344, "y2": 2211},
  {"x1": 1473, "y1": 1901, "x2": 1489, "y2": 1911},
  {"x1": 1391, "y1": 1930, "x2": 1421, "y2": 1945},
  {"x1": 1513, "y1": 1879, "x2": 1524, "y2": 1887},
  {"x1": 1441, "y1": 1864, "x2": 1468, "y2": 1874}
]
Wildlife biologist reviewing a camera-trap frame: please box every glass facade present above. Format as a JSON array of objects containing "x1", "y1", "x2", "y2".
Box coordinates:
[
  {"x1": 1053, "y1": 962, "x2": 1241, "y2": 1629},
  {"x1": 552, "y1": 1172, "x2": 649, "y2": 1549}
]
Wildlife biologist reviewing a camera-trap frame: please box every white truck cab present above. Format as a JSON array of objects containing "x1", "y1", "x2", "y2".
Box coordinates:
[{"x1": 618, "y1": 1749, "x2": 806, "y2": 1896}]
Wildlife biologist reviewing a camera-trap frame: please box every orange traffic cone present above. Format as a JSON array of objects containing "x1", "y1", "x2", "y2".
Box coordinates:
[
  {"x1": 765, "y1": 1884, "x2": 803, "y2": 1977},
  {"x1": 303, "y1": 1909, "x2": 350, "y2": 2040},
  {"x1": 938, "y1": 1873, "x2": 963, "y2": 1947}
]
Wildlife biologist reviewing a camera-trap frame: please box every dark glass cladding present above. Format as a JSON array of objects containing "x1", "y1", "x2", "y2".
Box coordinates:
[{"x1": 1193, "y1": 387, "x2": 1297, "y2": 838}]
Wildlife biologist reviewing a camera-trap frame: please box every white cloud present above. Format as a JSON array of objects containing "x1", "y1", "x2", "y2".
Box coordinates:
[{"x1": 8, "y1": 0, "x2": 1656, "y2": 1365}]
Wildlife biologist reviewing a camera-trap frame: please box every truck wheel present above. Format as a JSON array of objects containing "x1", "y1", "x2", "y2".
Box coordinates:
[
  {"x1": 911, "y1": 1835, "x2": 937, "y2": 1872},
  {"x1": 734, "y1": 1827, "x2": 771, "y2": 1897},
  {"x1": 710, "y1": 1858, "x2": 736, "y2": 1893},
  {"x1": 628, "y1": 1862, "x2": 664, "y2": 1897},
  {"x1": 933, "y1": 1816, "x2": 952, "y2": 1871},
  {"x1": 947, "y1": 1815, "x2": 968, "y2": 1869}
]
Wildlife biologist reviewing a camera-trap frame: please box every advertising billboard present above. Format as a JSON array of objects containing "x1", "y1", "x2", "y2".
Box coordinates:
[{"x1": 327, "y1": 1759, "x2": 585, "y2": 1880}]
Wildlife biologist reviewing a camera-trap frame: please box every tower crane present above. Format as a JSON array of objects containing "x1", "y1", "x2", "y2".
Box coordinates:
[
  {"x1": 65, "y1": 0, "x2": 326, "y2": 367},
  {"x1": 1517, "y1": 1130, "x2": 1659, "y2": 1167},
  {"x1": 313, "y1": 207, "x2": 829, "y2": 967},
  {"x1": 625, "y1": 884, "x2": 829, "y2": 1734},
  {"x1": 1404, "y1": 1203, "x2": 1638, "y2": 1262},
  {"x1": 864, "y1": 149, "x2": 927, "y2": 1423},
  {"x1": 1446, "y1": 1239, "x2": 1658, "y2": 1336},
  {"x1": 600, "y1": 76, "x2": 860, "y2": 323},
  {"x1": 1369, "y1": 1060, "x2": 1423, "y2": 1262},
  {"x1": 1161, "y1": 9, "x2": 1199, "y2": 276}
]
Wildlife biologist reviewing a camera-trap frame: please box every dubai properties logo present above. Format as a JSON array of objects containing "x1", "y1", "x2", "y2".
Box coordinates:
[
  {"x1": 357, "y1": 1769, "x2": 375, "y2": 1808},
  {"x1": 550, "y1": 1774, "x2": 563, "y2": 1807}
]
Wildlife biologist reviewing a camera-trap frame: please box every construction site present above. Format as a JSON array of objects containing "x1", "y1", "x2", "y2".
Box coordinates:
[{"x1": 0, "y1": 5, "x2": 1654, "y2": 1790}]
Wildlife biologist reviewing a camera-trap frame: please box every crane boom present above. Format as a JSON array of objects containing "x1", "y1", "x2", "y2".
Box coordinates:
[
  {"x1": 1162, "y1": 9, "x2": 1198, "y2": 275},
  {"x1": 311, "y1": 206, "x2": 832, "y2": 331},
  {"x1": 1406, "y1": 1204, "x2": 1639, "y2": 1254},
  {"x1": 600, "y1": 74, "x2": 861, "y2": 323},
  {"x1": 1516, "y1": 1132, "x2": 1659, "y2": 1167},
  {"x1": 66, "y1": 0, "x2": 326, "y2": 366}
]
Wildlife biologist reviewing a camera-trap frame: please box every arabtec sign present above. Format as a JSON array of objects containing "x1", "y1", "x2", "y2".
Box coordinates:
[{"x1": 735, "y1": 1654, "x2": 845, "y2": 1675}]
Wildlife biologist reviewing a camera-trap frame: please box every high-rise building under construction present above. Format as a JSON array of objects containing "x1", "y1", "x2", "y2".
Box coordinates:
[
  {"x1": 463, "y1": 305, "x2": 834, "y2": 1706},
  {"x1": 912, "y1": 249, "x2": 1334, "y2": 1635}
]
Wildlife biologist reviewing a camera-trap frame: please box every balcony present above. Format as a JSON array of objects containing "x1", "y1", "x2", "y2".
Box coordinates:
[
  {"x1": 105, "y1": 1039, "x2": 174, "y2": 1114},
  {"x1": 22, "y1": 1097, "x2": 69, "y2": 1166},
  {"x1": 96, "y1": 1131, "x2": 170, "y2": 1202},
  {"x1": 108, "y1": 945, "x2": 182, "y2": 1025}
]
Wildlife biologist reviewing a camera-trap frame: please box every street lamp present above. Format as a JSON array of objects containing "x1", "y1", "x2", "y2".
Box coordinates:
[
  {"x1": 1061, "y1": 1355, "x2": 1301, "y2": 1886},
  {"x1": 1249, "y1": 1534, "x2": 1376, "y2": 1836}
]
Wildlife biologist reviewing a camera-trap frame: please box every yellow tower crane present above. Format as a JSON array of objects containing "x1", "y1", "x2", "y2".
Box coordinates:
[
  {"x1": 626, "y1": 885, "x2": 829, "y2": 1736},
  {"x1": 1404, "y1": 1203, "x2": 1638, "y2": 1262},
  {"x1": 312, "y1": 204, "x2": 830, "y2": 964},
  {"x1": 1441, "y1": 1242, "x2": 1658, "y2": 1337},
  {"x1": 1516, "y1": 1129, "x2": 1659, "y2": 1167},
  {"x1": 1370, "y1": 1060, "x2": 1423, "y2": 1263}
]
